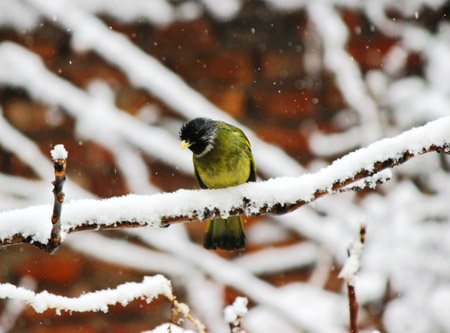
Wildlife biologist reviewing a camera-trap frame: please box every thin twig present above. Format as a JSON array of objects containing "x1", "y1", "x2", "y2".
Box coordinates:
[
  {"x1": 48, "y1": 144, "x2": 68, "y2": 253},
  {"x1": 165, "y1": 295, "x2": 206, "y2": 333},
  {"x1": 341, "y1": 224, "x2": 367, "y2": 333},
  {"x1": 224, "y1": 296, "x2": 248, "y2": 333},
  {"x1": 347, "y1": 283, "x2": 359, "y2": 333},
  {"x1": 229, "y1": 316, "x2": 247, "y2": 333},
  {"x1": 359, "y1": 224, "x2": 366, "y2": 245}
]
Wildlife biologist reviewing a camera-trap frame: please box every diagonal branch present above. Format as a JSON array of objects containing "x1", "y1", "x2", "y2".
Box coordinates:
[{"x1": 0, "y1": 116, "x2": 448, "y2": 251}]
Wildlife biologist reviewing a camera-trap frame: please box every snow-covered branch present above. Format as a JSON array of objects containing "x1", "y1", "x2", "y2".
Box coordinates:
[
  {"x1": 0, "y1": 115, "x2": 448, "y2": 249},
  {"x1": 307, "y1": 1, "x2": 382, "y2": 149},
  {"x1": 0, "y1": 273, "x2": 206, "y2": 332},
  {"x1": 0, "y1": 276, "x2": 36, "y2": 333},
  {"x1": 0, "y1": 275, "x2": 172, "y2": 314},
  {"x1": 0, "y1": 1, "x2": 449, "y2": 332},
  {"x1": 22, "y1": 0, "x2": 305, "y2": 177},
  {"x1": 224, "y1": 296, "x2": 248, "y2": 333}
]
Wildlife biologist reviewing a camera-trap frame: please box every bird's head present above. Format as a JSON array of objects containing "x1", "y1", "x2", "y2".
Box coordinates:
[{"x1": 179, "y1": 118, "x2": 218, "y2": 157}]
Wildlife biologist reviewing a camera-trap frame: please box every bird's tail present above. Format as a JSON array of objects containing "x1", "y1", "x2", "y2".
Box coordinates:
[{"x1": 204, "y1": 216, "x2": 245, "y2": 250}]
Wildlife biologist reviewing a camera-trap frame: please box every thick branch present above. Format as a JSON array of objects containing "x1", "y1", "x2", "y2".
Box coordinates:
[{"x1": 0, "y1": 141, "x2": 446, "y2": 251}]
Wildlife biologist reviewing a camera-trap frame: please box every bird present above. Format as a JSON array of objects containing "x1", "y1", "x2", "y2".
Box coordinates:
[{"x1": 179, "y1": 118, "x2": 256, "y2": 250}]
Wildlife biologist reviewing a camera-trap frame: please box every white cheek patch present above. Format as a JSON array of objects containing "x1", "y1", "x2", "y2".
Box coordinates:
[{"x1": 194, "y1": 128, "x2": 217, "y2": 158}]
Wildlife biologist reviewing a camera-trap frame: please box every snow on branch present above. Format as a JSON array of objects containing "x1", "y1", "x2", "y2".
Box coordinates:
[
  {"x1": 339, "y1": 221, "x2": 367, "y2": 333},
  {"x1": 0, "y1": 273, "x2": 206, "y2": 332},
  {"x1": 224, "y1": 296, "x2": 248, "y2": 324},
  {"x1": 0, "y1": 275, "x2": 172, "y2": 314},
  {"x1": 307, "y1": 1, "x2": 382, "y2": 147},
  {"x1": 0, "y1": 115, "x2": 447, "y2": 250},
  {"x1": 224, "y1": 296, "x2": 248, "y2": 333},
  {"x1": 145, "y1": 324, "x2": 196, "y2": 333},
  {"x1": 0, "y1": 42, "x2": 191, "y2": 174},
  {"x1": 0, "y1": 276, "x2": 36, "y2": 333},
  {"x1": 23, "y1": 0, "x2": 305, "y2": 177},
  {"x1": 50, "y1": 144, "x2": 68, "y2": 161}
]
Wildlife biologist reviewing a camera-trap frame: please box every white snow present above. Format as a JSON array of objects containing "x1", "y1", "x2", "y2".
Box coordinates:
[
  {"x1": 245, "y1": 219, "x2": 291, "y2": 245},
  {"x1": 0, "y1": 114, "x2": 447, "y2": 245},
  {"x1": 430, "y1": 285, "x2": 450, "y2": 332},
  {"x1": 66, "y1": 233, "x2": 194, "y2": 277},
  {"x1": 0, "y1": 1, "x2": 450, "y2": 332},
  {"x1": 184, "y1": 273, "x2": 229, "y2": 333},
  {"x1": 223, "y1": 296, "x2": 248, "y2": 323},
  {"x1": 0, "y1": 111, "x2": 92, "y2": 200},
  {"x1": 0, "y1": 275, "x2": 172, "y2": 314},
  {"x1": 0, "y1": 0, "x2": 40, "y2": 30},
  {"x1": 0, "y1": 276, "x2": 36, "y2": 333},
  {"x1": 339, "y1": 241, "x2": 364, "y2": 285},
  {"x1": 23, "y1": 0, "x2": 306, "y2": 177},
  {"x1": 199, "y1": 0, "x2": 241, "y2": 21},
  {"x1": 233, "y1": 242, "x2": 318, "y2": 275},
  {"x1": 50, "y1": 144, "x2": 68, "y2": 161},
  {"x1": 308, "y1": 1, "x2": 382, "y2": 149},
  {"x1": 339, "y1": 218, "x2": 367, "y2": 284},
  {"x1": 127, "y1": 227, "x2": 347, "y2": 333},
  {"x1": 244, "y1": 306, "x2": 299, "y2": 333},
  {"x1": 72, "y1": 0, "x2": 175, "y2": 26},
  {"x1": 144, "y1": 323, "x2": 195, "y2": 333},
  {"x1": 0, "y1": 43, "x2": 192, "y2": 174}
]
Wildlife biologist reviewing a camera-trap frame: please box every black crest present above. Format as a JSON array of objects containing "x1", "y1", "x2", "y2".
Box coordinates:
[{"x1": 179, "y1": 118, "x2": 217, "y2": 155}]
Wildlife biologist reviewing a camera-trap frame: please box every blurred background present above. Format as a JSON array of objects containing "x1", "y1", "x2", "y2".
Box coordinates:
[{"x1": 0, "y1": 0, "x2": 449, "y2": 332}]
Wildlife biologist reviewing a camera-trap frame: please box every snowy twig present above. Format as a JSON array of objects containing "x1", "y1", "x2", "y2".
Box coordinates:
[
  {"x1": 0, "y1": 275, "x2": 172, "y2": 314},
  {"x1": 166, "y1": 295, "x2": 206, "y2": 333},
  {"x1": 336, "y1": 170, "x2": 392, "y2": 194},
  {"x1": 0, "y1": 115, "x2": 447, "y2": 250},
  {"x1": 224, "y1": 297, "x2": 248, "y2": 333},
  {"x1": 346, "y1": 283, "x2": 359, "y2": 333},
  {"x1": 0, "y1": 276, "x2": 36, "y2": 333},
  {"x1": 48, "y1": 144, "x2": 68, "y2": 253},
  {"x1": 339, "y1": 223, "x2": 367, "y2": 333}
]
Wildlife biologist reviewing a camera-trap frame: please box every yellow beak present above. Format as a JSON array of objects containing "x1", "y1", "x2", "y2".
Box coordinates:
[{"x1": 181, "y1": 140, "x2": 191, "y2": 150}]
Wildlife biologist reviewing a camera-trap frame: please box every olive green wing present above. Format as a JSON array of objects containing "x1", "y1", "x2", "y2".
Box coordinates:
[
  {"x1": 194, "y1": 166, "x2": 208, "y2": 189},
  {"x1": 230, "y1": 124, "x2": 256, "y2": 183},
  {"x1": 248, "y1": 159, "x2": 256, "y2": 182}
]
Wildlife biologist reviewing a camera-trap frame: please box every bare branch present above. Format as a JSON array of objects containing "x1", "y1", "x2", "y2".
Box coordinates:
[
  {"x1": 347, "y1": 284, "x2": 359, "y2": 333},
  {"x1": 48, "y1": 144, "x2": 68, "y2": 253}
]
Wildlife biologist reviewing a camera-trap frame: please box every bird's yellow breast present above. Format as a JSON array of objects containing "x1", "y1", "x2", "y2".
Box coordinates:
[{"x1": 193, "y1": 127, "x2": 252, "y2": 189}]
